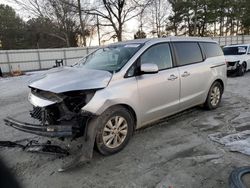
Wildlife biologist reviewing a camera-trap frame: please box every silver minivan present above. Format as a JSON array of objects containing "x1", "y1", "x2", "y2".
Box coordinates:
[{"x1": 5, "y1": 37, "x2": 227, "y2": 163}]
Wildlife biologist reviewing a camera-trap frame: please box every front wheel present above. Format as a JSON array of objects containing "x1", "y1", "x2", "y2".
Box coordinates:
[
  {"x1": 95, "y1": 106, "x2": 134, "y2": 155},
  {"x1": 237, "y1": 64, "x2": 245, "y2": 76},
  {"x1": 204, "y1": 81, "x2": 223, "y2": 110}
]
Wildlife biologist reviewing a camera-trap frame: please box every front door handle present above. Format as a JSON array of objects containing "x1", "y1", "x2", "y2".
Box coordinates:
[
  {"x1": 168, "y1": 74, "x2": 178, "y2": 81},
  {"x1": 181, "y1": 71, "x2": 190, "y2": 77}
]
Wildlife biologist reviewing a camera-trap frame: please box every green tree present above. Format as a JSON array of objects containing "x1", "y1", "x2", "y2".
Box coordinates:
[
  {"x1": 167, "y1": 0, "x2": 250, "y2": 37},
  {"x1": 240, "y1": 0, "x2": 250, "y2": 34},
  {"x1": 167, "y1": 0, "x2": 186, "y2": 35},
  {"x1": 13, "y1": 0, "x2": 82, "y2": 47},
  {"x1": 134, "y1": 30, "x2": 146, "y2": 39},
  {"x1": 26, "y1": 17, "x2": 74, "y2": 48},
  {"x1": 0, "y1": 4, "x2": 27, "y2": 49}
]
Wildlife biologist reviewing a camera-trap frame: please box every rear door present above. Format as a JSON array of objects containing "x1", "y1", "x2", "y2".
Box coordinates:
[
  {"x1": 136, "y1": 43, "x2": 180, "y2": 125},
  {"x1": 172, "y1": 42, "x2": 210, "y2": 109}
]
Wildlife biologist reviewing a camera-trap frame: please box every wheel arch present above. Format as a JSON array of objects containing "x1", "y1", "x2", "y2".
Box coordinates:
[
  {"x1": 242, "y1": 61, "x2": 247, "y2": 69},
  {"x1": 214, "y1": 79, "x2": 224, "y2": 93},
  {"x1": 203, "y1": 78, "x2": 225, "y2": 103},
  {"x1": 204, "y1": 79, "x2": 224, "y2": 109},
  {"x1": 102, "y1": 104, "x2": 137, "y2": 131}
]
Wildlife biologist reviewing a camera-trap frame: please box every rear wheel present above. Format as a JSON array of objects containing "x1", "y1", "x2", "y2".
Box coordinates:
[
  {"x1": 204, "y1": 81, "x2": 223, "y2": 110},
  {"x1": 95, "y1": 106, "x2": 134, "y2": 155}
]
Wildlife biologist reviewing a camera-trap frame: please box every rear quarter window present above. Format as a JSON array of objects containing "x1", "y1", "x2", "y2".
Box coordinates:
[
  {"x1": 173, "y1": 42, "x2": 203, "y2": 66},
  {"x1": 200, "y1": 42, "x2": 223, "y2": 58}
]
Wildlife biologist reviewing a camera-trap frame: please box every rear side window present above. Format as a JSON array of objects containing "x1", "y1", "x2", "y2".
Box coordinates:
[
  {"x1": 140, "y1": 43, "x2": 172, "y2": 70},
  {"x1": 173, "y1": 42, "x2": 203, "y2": 66},
  {"x1": 200, "y1": 42, "x2": 223, "y2": 58}
]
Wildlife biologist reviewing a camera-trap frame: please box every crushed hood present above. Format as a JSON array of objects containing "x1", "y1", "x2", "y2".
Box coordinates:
[
  {"x1": 225, "y1": 55, "x2": 241, "y2": 62},
  {"x1": 29, "y1": 66, "x2": 112, "y2": 93}
]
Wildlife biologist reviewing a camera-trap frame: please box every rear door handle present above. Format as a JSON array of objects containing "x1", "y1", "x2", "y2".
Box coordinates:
[
  {"x1": 181, "y1": 71, "x2": 190, "y2": 77},
  {"x1": 168, "y1": 74, "x2": 178, "y2": 81}
]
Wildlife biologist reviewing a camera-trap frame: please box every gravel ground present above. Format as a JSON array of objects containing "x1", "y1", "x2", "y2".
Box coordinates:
[{"x1": 0, "y1": 72, "x2": 250, "y2": 188}]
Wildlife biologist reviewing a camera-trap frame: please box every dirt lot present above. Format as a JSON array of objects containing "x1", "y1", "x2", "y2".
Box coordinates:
[{"x1": 0, "y1": 72, "x2": 250, "y2": 188}]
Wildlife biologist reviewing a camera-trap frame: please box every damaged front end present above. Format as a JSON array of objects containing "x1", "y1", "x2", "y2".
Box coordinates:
[
  {"x1": 4, "y1": 88, "x2": 96, "y2": 138},
  {"x1": 227, "y1": 61, "x2": 241, "y2": 75}
]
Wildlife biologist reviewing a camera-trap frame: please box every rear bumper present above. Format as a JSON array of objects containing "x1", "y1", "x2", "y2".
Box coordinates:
[{"x1": 4, "y1": 117, "x2": 72, "y2": 137}]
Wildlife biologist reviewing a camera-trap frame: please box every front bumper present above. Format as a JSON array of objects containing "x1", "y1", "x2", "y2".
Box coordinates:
[
  {"x1": 4, "y1": 117, "x2": 72, "y2": 137},
  {"x1": 227, "y1": 65, "x2": 240, "y2": 74}
]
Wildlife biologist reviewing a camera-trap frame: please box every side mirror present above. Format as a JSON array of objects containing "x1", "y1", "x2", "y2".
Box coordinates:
[{"x1": 140, "y1": 63, "x2": 159, "y2": 74}]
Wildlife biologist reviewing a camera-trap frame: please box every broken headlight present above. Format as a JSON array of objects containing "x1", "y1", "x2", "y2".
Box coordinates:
[
  {"x1": 235, "y1": 61, "x2": 240, "y2": 67},
  {"x1": 31, "y1": 88, "x2": 64, "y2": 103},
  {"x1": 62, "y1": 90, "x2": 95, "y2": 113},
  {"x1": 29, "y1": 89, "x2": 96, "y2": 124}
]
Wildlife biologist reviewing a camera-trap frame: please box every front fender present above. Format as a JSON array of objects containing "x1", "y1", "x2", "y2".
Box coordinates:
[{"x1": 81, "y1": 77, "x2": 141, "y2": 128}]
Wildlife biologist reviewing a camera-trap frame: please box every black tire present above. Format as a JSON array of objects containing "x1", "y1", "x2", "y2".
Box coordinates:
[
  {"x1": 204, "y1": 81, "x2": 223, "y2": 110},
  {"x1": 237, "y1": 64, "x2": 245, "y2": 76},
  {"x1": 95, "y1": 105, "x2": 134, "y2": 156},
  {"x1": 229, "y1": 166, "x2": 250, "y2": 188}
]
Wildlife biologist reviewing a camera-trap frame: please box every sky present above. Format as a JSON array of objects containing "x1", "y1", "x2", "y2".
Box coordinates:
[{"x1": 0, "y1": 0, "x2": 140, "y2": 46}]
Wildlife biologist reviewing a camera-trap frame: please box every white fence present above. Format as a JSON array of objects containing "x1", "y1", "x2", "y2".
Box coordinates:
[
  {"x1": 1, "y1": 35, "x2": 250, "y2": 73},
  {"x1": 0, "y1": 46, "x2": 98, "y2": 73},
  {"x1": 212, "y1": 35, "x2": 250, "y2": 46}
]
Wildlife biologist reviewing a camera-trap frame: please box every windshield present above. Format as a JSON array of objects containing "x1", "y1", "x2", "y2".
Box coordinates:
[
  {"x1": 223, "y1": 46, "x2": 247, "y2": 55},
  {"x1": 75, "y1": 43, "x2": 143, "y2": 72}
]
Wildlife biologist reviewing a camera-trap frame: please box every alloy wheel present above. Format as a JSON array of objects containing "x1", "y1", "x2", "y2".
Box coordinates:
[
  {"x1": 210, "y1": 86, "x2": 221, "y2": 106},
  {"x1": 102, "y1": 116, "x2": 128, "y2": 149}
]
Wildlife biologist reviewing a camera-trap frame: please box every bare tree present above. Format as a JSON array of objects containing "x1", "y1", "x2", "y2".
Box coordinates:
[
  {"x1": 148, "y1": 0, "x2": 170, "y2": 37},
  {"x1": 75, "y1": 0, "x2": 95, "y2": 46},
  {"x1": 135, "y1": 1, "x2": 152, "y2": 35},
  {"x1": 12, "y1": 0, "x2": 94, "y2": 47},
  {"x1": 48, "y1": 0, "x2": 79, "y2": 46},
  {"x1": 12, "y1": 0, "x2": 45, "y2": 17},
  {"x1": 83, "y1": 0, "x2": 151, "y2": 41},
  {"x1": 77, "y1": 0, "x2": 87, "y2": 46}
]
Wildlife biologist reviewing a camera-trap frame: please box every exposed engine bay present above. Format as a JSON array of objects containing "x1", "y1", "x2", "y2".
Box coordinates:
[
  {"x1": 3, "y1": 88, "x2": 99, "y2": 171},
  {"x1": 3, "y1": 67, "x2": 114, "y2": 171},
  {"x1": 28, "y1": 87, "x2": 96, "y2": 138}
]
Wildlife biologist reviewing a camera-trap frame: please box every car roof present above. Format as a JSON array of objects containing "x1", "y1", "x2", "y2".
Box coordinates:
[
  {"x1": 169, "y1": 36, "x2": 214, "y2": 42},
  {"x1": 224, "y1": 44, "x2": 250, "y2": 48},
  {"x1": 110, "y1": 37, "x2": 216, "y2": 46}
]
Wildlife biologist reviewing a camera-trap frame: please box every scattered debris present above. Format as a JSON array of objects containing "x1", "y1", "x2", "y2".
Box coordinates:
[
  {"x1": 10, "y1": 65, "x2": 22, "y2": 77},
  {"x1": 209, "y1": 130, "x2": 250, "y2": 156},
  {"x1": 185, "y1": 154, "x2": 223, "y2": 163},
  {"x1": 0, "y1": 140, "x2": 69, "y2": 156}
]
